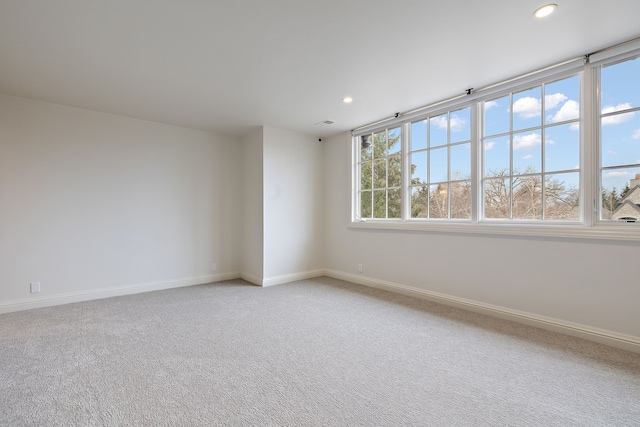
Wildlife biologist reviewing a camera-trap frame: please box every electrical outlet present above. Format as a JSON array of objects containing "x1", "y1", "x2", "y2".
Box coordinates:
[
  {"x1": 212, "y1": 263, "x2": 217, "y2": 272},
  {"x1": 30, "y1": 282, "x2": 40, "y2": 293},
  {"x1": 358, "y1": 264, "x2": 363, "y2": 273}
]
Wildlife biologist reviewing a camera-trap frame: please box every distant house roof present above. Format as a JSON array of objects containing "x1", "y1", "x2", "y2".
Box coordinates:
[
  {"x1": 622, "y1": 184, "x2": 640, "y2": 205},
  {"x1": 611, "y1": 185, "x2": 640, "y2": 221}
]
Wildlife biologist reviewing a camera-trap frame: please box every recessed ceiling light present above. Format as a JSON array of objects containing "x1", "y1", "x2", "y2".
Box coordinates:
[
  {"x1": 534, "y1": 4, "x2": 557, "y2": 18},
  {"x1": 342, "y1": 96, "x2": 353, "y2": 103}
]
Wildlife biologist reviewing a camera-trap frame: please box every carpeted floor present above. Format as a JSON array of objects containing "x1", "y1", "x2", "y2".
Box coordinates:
[{"x1": 1, "y1": 276, "x2": 639, "y2": 426}]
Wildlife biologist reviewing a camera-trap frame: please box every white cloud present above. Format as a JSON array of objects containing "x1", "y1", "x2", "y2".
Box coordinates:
[
  {"x1": 522, "y1": 154, "x2": 534, "y2": 160},
  {"x1": 550, "y1": 100, "x2": 580, "y2": 123},
  {"x1": 449, "y1": 116, "x2": 467, "y2": 132},
  {"x1": 608, "y1": 150, "x2": 618, "y2": 155},
  {"x1": 513, "y1": 133, "x2": 541, "y2": 150},
  {"x1": 601, "y1": 103, "x2": 635, "y2": 125},
  {"x1": 604, "y1": 171, "x2": 633, "y2": 178},
  {"x1": 513, "y1": 97, "x2": 541, "y2": 119},
  {"x1": 431, "y1": 116, "x2": 448, "y2": 129},
  {"x1": 633, "y1": 129, "x2": 640, "y2": 140},
  {"x1": 431, "y1": 115, "x2": 467, "y2": 132},
  {"x1": 484, "y1": 101, "x2": 498, "y2": 111},
  {"x1": 484, "y1": 141, "x2": 495, "y2": 150},
  {"x1": 545, "y1": 93, "x2": 568, "y2": 110},
  {"x1": 570, "y1": 123, "x2": 580, "y2": 131}
]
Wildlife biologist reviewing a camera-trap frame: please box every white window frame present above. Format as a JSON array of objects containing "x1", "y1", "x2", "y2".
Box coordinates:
[
  {"x1": 479, "y1": 73, "x2": 582, "y2": 223},
  {"x1": 590, "y1": 49, "x2": 640, "y2": 226},
  {"x1": 407, "y1": 106, "x2": 474, "y2": 221},
  {"x1": 349, "y1": 38, "x2": 640, "y2": 242},
  {"x1": 354, "y1": 127, "x2": 403, "y2": 221}
]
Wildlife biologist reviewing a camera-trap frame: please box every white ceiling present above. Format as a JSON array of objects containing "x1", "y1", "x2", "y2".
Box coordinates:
[{"x1": 1, "y1": 1, "x2": 639, "y2": 138}]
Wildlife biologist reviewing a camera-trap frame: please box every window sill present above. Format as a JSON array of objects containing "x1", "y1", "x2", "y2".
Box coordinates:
[{"x1": 348, "y1": 219, "x2": 640, "y2": 241}]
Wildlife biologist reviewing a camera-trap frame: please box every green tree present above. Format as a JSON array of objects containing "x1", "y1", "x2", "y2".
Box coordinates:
[
  {"x1": 620, "y1": 183, "x2": 631, "y2": 201},
  {"x1": 360, "y1": 128, "x2": 401, "y2": 218},
  {"x1": 601, "y1": 187, "x2": 620, "y2": 218}
]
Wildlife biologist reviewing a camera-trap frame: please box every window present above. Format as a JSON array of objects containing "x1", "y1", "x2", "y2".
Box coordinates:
[
  {"x1": 358, "y1": 127, "x2": 402, "y2": 219},
  {"x1": 410, "y1": 107, "x2": 472, "y2": 219},
  {"x1": 482, "y1": 75, "x2": 580, "y2": 221},
  {"x1": 351, "y1": 38, "x2": 640, "y2": 238},
  {"x1": 599, "y1": 55, "x2": 640, "y2": 222}
]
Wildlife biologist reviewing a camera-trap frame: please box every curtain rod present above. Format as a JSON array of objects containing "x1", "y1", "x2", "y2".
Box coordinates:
[
  {"x1": 351, "y1": 55, "x2": 584, "y2": 135},
  {"x1": 351, "y1": 34, "x2": 640, "y2": 135}
]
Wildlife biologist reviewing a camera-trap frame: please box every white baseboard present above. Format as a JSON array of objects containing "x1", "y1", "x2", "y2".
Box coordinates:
[
  {"x1": 0, "y1": 272, "x2": 240, "y2": 314},
  {"x1": 325, "y1": 269, "x2": 640, "y2": 354},
  {"x1": 5, "y1": 268, "x2": 638, "y2": 354}
]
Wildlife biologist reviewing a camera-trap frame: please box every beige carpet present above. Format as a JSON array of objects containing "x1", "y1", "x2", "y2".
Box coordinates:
[{"x1": 1, "y1": 276, "x2": 639, "y2": 426}]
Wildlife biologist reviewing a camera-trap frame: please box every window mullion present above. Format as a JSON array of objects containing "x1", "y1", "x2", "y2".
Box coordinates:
[
  {"x1": 402, "y1": 122, "x2": 411, "y2": 221},
  {"x1": 583, "y1": 63, "x2": 598, "y2": 225},
  {"x1": 471, "y1": 104, "x2": 480, "y2": 223},
  {"x1": 509, "y1": 93, "x2": 514, "y2": 220}
]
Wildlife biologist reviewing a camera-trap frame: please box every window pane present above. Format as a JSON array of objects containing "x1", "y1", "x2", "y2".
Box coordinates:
[
  {"x1": 360, "y1": 161, "x2": 372, "y2": 190},
  {"x1": 450, "y1": 180, "x2": 471, "y2": 219},
  {"x1": 602, "y1": 56, "x2": 640, "y2": 111},
  {"x1": 484, "y1": 135, "x2": 510, "y2": 176},
  {"x1": 360, "y1": 191, "x2": 372, "y2": 218},
  {"x1": 373, "y1": 130, "x2": 387, "y2": 158},
  {"x1": 411, "y1": 151, "x2": 427, "y2": 184},
  {"x1": 600, "y1": 56, "x2": 639, "y2": 223},
  {"x1": 411, "y1": 186, "x2": 428, "y2": 218},
  {"x1": 601, "y1": 113, "x2": 640, "y2": 167},
  {"x1": 545, "y1": 172, "x2": 580, "y2": 221},
  {"x1": 513, "y1": 174, "x2": 542, "y2": 219},
  {"x1": 450, "y1": 143, "x2": 471, "y2": 180},
  {"x1": 484, "y1": 177, "x2": 511, "y2": 219},
  {"x1": 388, "y1": 127, "x2": 401, "y2": 155},
  {"x1": 545, "y1": 123, "x2": 579, "y2": 172},
  {"x1": 485, "y1": 95, "x2": 510, "y2": 137},
  {"x1": 429, "y1": 184, "x2": 448, "y2": 218},
  {"x1": 373, "y1": 159, "x2": 386, "y2": 188},
  {"x1": 513, "y1": 130, "x2": 542, "y2": 174},
  {"x1": 388, "y1": 188, "x2": 401, "y2": 218},
  {"x1": 373, "y1": 190, "x2": 386, "y2": 218},
  {"x1": 513, "y1": 86, "x2": 542, "y2": 131},
  {"x1": 411, "y1": 120, "x2": 427, "y2": 151},
  {"x1": 601, "y1": 167, "x2": 640, "y2": 220},
  {"x1": 388, "y1": 155, "x2": 401, "y2": 187},
  {"x1": 430, "y1": 113, "x2": 448, "y2": 147},
  {"x1": 450, "y1": 107, "x2": 471, "y2": 143},
  {"x1": 545, "y1": 75, "x2": 580, "y2": 125},
  {"x1": 429, "y1": 146, "x2": 448, "y2": 183}
]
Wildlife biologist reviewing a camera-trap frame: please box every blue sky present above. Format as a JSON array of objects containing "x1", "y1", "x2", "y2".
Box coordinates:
[
  {"x1": 601, "y1": 56, "x2": 640, "y2": 192},
  {"x1": 409, "y1": 56, "x2": 640, "y2": 195}
]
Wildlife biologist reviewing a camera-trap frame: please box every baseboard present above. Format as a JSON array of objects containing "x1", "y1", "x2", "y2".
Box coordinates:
[
  {"x1": 325, "y1": 269, "x2": 640, "y2": 354},
  {"x1": 0, "y1": 272, "x2": 241, "y2": 314}
]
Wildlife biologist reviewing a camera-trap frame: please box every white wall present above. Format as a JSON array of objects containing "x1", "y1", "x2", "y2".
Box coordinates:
[
  {"x1": 0, "y1": 95, "x2": 242, "y2": 310},
  {"x1": 323, "y1": 131, "x2": 640, "y2": 343},
  {"x1": 262, "y1": 127, "x2": 324, "y2": 282},
  {"x1": 241, "y1": 128, "x2": 264, "y2": 283},
  {"x1": 3, "y1": 92, "x2": 636, "y2": 350}
]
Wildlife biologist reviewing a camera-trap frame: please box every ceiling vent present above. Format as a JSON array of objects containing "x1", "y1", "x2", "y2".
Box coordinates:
[{"x1": 314, "y1": 119, "x2": 335, "y2": 127}]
